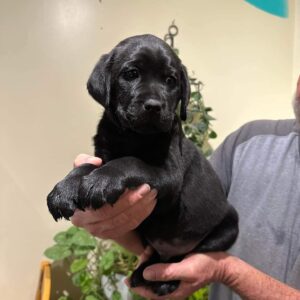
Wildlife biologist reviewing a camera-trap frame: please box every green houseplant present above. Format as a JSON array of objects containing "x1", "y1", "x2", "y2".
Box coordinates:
[{"x1": 44, "y1": 23, "x2": 216, "y2": 300}]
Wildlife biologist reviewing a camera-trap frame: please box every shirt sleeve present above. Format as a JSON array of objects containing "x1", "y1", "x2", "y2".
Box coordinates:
[
  {"x1": 209, "y1": 119, "x2": 295, "y2": 195},
  {"x1": 209, "y1": 131, "x2": 238, "y2": 196},
  {"x1": 209, "y1": 121, "x2": 255, "y2": 195}
]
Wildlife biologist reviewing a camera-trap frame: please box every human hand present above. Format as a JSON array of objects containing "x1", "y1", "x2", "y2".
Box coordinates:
[
  {"x1": 128, "y1": 251, "x2": 229, "y2": 299},
  {"x1": 71, "y1": 154, "x2": 157, "y2": 252},
  {"x1": 293, "y1": 75, "x2": 300, "y2": 120}
]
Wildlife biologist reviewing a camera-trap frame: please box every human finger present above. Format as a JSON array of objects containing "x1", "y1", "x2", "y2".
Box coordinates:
[
  {"x1": 105, "y1": 184, "x2": 152, "y2": 217},
  {"x1": 73, "y1": 153, "x2": 102, "y2": 168},
  {"x1": 143, "y1": 252, "x2": 224, "y2": 284},
  {"x1": 71, "y1": 184, "x2": 155, "y2": 227},
  {"x1": 128, "y1": 280, "x2": 198, "y2": 300},
  {"x1": 84, "y1": 190, "x2": 157, "y2": 238},
  {"x1": 143, "y1": 259, "x2": 197, "y2": 283}
]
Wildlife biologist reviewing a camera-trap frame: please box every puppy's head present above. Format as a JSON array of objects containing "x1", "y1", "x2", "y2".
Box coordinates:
[{"x1": 87, "y1": 34, "x2": 190, "y2": 134}]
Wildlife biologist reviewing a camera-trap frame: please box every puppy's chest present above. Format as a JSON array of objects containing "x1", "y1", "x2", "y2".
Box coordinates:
[
  {"x1": 96, "y1": 138, "x2": 169, "y2": 165},
  {"x1": 147, "y1": 237, "x2": 199, "y2": 261}
]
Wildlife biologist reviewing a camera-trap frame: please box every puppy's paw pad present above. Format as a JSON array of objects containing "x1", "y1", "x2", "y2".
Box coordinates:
[{"x1": 151, "y1": 280, "x2": 180, "y2": 296}]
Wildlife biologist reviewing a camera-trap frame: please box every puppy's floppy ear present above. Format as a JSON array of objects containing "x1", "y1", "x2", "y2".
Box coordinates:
[
  {"x1": 180, "y1": 65, "x2": 191, "y2": 121},
  {"x1": 87, "y1": 53, "x2": 112, "y2": 108}
]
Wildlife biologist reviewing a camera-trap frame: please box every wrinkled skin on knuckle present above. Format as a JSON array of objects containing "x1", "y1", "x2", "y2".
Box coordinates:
[
  {"x1": 163, "y1": 267, "x2": 175, "y2": 281},
  {"x1": 112, "y1": 212, "x2": 128, "y2": 227}
]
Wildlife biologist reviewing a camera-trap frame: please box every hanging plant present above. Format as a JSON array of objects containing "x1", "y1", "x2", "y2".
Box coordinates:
[{"x1": 164, "y1": 21, "x2": 217, "y2": 157}]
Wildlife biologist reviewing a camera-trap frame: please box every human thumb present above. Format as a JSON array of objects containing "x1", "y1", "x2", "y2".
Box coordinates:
[{"x1": 143, "y1": 263, "x2": 179, "y2": 282}]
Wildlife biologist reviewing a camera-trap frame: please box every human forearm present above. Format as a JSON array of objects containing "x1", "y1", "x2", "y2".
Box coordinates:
[
  {"x1": 132, "y1": 252, "x2": 300, "y2": 300},
  {"x1": 223, "y1": 255, "x2": 300, "y2": 300}
]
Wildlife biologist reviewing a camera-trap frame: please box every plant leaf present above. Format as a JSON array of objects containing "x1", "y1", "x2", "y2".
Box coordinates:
[
  {"x1": 197, "y1": 122, "x2": 208, "y2": 132},
  {"x1": 72, "y1": 271, "x2": 94, "y2": 292},
  {"x1": 70, "y1": 258, "x2": 88, "y2": 273},
  {"x1": 173, "y1": 48, "x2": 179, "y2": 55},
  {"x1": 66, "y1": 226, "x2": 80, "y2": 236},
  {"x1": 99, "y1": 251, "x2": 115, "y2": 274},
  {"x1": 71, "y1": 230, "x2": 97, "y2": 248},
  {"x1": 131, "y1": 292, "x2": 147, "y2": 300},
  {"x1": 209, "y1": 131, "x2": 217, "y2": 139},
  {"x1": 80, "y1": 277, "x2": 94, "y2": 294},
  {"x1": 206, "y1": 114, "x2": 216, "y2": 121},
  {"x1": 191, "y1": 91, "x2": 201, "y2": 101},
  {"x1": 187, "y1": 286, "x2": 209, "y2": 299},
  {"x1": 44, "y1": 245, "x2": 72, "y2": 260},
  {"x1": 74, "y1": 247, "x2": 93, "y2": 257},
  {"x1": 58, "y1": 296, "x2": 70, "y2": 300},
  {"x1": 85, "y1": 295, "x2": 100, "y2": 300},
  {"x1": 112, "y1": 291, "x2": 122, "y2": 300},
  {"x1": 71, "y1": 271, "x2": 84, "y2": 287},
  {"x1": 54, "y1": 232, "x2": 72, "y2": 246}
]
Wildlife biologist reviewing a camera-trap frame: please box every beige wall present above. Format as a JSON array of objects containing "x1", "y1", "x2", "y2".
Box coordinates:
[{"x1": 0, "y1": 0, "x2": 297, "y2": 299}]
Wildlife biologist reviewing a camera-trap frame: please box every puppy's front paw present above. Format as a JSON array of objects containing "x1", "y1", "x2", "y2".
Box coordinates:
[
  {"x1": 47, "y1": 177, "x2": 80, "y2": 221},
  {"x1": 78, "y1": 169, "x2": 126, "y2": 209}
]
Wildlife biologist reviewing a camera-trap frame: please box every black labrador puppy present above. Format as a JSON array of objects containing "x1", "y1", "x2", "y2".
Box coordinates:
[{"x1": 47, "y1": 34, "x2": 238, "y2": 296}]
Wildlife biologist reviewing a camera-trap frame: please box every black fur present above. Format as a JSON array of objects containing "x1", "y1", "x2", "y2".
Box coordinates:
[{"x1": 47, "y1": 34, "x2": 238, "y2": 296}]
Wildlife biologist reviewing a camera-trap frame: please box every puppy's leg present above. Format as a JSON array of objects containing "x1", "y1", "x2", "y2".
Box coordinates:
[
  {"x1": 195, "y1": 205, "x2": 239, "y2": 252},
  {"x1": 130, "y1": 252, "x2": 181, "y2": 296},
  {"x1": 47, "y1": 164, "x2": 98, "y2": 220},
  {"x1": 77, "y1": 156, "x2": 181, "y2": 209}
]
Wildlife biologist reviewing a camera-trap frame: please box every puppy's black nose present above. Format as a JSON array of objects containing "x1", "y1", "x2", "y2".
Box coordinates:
[{"x1": 144, "y1": 99, "x2": 162, "y2": 113}]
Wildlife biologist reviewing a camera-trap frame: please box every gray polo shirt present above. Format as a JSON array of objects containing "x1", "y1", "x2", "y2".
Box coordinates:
[{"x1": 209, "y1": 119, "x2": 300, "y2": 300}]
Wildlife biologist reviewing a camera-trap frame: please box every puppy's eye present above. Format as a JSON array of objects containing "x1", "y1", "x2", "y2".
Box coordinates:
[
  {"x1": 122, "y1": 69, "x2": 139, "y2": 81},
  {"x1": 166, "y1": 76, "x2": 177, "y2": 87}
]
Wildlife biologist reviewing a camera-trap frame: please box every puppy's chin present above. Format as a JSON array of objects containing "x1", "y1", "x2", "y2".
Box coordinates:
[
  {"x1": 129, "y1": 118, "x2": 174, "y2": 134},
  {"x1": 117, "y1": 109, "x2": 174, "y2": 134},
  {"x1": 131, "y1": 123, "x2": 172, "y2": 134},
  {"x1": 293, "y1": 94, "x2": 300, "y2": 123}
]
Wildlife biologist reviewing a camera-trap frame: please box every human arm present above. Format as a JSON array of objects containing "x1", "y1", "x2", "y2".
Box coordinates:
[
  {"x1": 129, "y1": 252, "x2": 300, "y2": 300},
  {"x1": 70, "y1": 154, "x2": 157, "y2": 255},
  {"x1": 128, "y1": 253, "x2": 300, "y2": 299}
]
